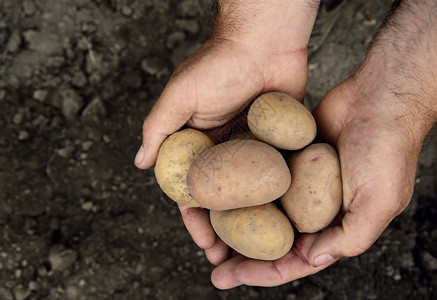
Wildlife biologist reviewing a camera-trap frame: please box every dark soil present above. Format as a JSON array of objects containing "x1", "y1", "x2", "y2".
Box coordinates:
[{"x1": 0, "y1": 0, "x2": 435, "y2": 299}]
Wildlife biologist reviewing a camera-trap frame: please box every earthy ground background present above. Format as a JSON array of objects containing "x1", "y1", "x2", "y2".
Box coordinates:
[{"x1": 0, "y1": 0, "x2": 436, "y2": 299}]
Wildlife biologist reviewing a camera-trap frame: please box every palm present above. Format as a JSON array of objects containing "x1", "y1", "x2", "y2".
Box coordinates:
[{"x1": 167, "y1": 39, "x2": 309, "y2": 130}]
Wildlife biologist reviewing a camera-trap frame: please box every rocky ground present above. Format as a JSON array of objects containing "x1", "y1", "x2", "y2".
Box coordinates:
[{"x1": 0, "y1": 0, "x2": 436, "y2": 299}]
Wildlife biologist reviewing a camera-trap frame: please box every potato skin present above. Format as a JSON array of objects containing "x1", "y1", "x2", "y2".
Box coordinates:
[
  {"x1": 248, "y1": 92, "x2": 316, "y2": 150},
  {"x1": 210, "y1": 203, "x2": 294, "y2": 260},
  {"x1": 280, "y1": 143, "x2": 342, "y2": 233},
  {"x1": 154, "y1": 129, "x2": 215, "y2": 207},
  {"x1": 187, "y1": 139, "x2": 291, "y2": 210}
]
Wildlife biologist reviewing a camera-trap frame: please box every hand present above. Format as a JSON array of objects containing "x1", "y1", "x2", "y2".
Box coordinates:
[
  {"x1": 134, "y1": 0, "x2": 320, "y2": 169},
  {"x1": 134, "y1": 0, "x2": 320, "y2": 264},
  {"x1": 208, "y1": 64, "x2": 427, "y2": 289}
]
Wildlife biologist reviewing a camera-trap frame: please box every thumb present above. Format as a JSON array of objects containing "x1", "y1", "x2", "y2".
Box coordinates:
[
  {"x1": 134, "y1": 83, "x2": 196, "y2": 169},
  {"x1": 307, "y1": 188, "x2": 401, "y2": 267}
]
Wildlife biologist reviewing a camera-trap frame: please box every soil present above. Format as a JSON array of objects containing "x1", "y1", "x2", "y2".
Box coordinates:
[{"x1": 0, "y1": 0, "x2": 436, "y2": 299}]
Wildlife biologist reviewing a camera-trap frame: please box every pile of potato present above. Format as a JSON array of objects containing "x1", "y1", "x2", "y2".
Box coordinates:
[{"x1": 154, "y1": 92, "x2": 342, "y2": 261}]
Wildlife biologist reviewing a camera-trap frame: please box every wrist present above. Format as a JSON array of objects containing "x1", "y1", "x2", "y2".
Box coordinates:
[
  {"x1": 348, "y1": 49, "x2": 436, "y2": 149},
  {"x1": 214, "y1": 0, "x2": 320, "y2": 54}
]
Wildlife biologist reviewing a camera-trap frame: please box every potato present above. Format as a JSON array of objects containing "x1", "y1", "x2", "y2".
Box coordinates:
[
  {"x1": 210, "y1": 203, "x2": 294, "y2": 260},
  {"x1": 280, "y1": 143, "x2": 342, "y2": 233},
  {"x1": 247, "y1": 92, "x2": 316, "y2": 150},
  {"x1": 187, "y1": 139, "x2": 291, "y2": 210},
  {"x1": 154, "y1": 129, "x2": 215, "y2": 207}
]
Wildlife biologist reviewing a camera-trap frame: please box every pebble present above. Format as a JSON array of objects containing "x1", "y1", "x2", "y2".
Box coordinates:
[
  {"x1": 14, "y1": 286, "x2": 30, "y2": 300},
  {"x1": 82, "y1": 141, "x2": 93, "y2": 151},
  {"x1": 141, "y1": 57, "x2": 168, "y2": 78},
  {"x1": 122, "y1": 5, "x2": 132, "y2": 16},
  {"x1": 421, "y1": 251, "x2": 437, "y2": 271},
  {"x1": 6, "y1": 30, "x2": 21, "y2": 54},
  {"x1": 81, "y1": 97, "x2": 106, "y2": 118},
  {"x1": 22, "y1": 0, "x2": 36, "y2": 16},
  {"x1": 33, "y1": 89, "x2": 49, "y2": 102},
  {"x1": 0, "y1": 90, "x2": 5, "y2": 101},
  {"x1": 13, "y1": 112, "x2": 24, "y2": 125},
  {"x1": 0, "y1": 287, "x2": 13, "y2": 300},
  {"x1": 71, "y1": 70, "x2": 87, "y2": 88},
  {"x1": 166, "y1": 31, "x2": 186, "y2": 50},
  {"x1": 28, "y1": 281, "x2": 38, "y2": 291},
  {"x1": 48, "y1": 247, "x2": 78, "y2": 272},
  {"x1": 18, "y1": 130, "x2": 30, "y2": 141},
  {"x1": 60, "y1": 88, "x2": 84, "y2": 120},
  {"x1": 177, "y1": 0, "x2": 200, "y2": 18},
  {"x1": 23, "y1": 30, "x2": 63, "y2": 56},
  {"x1": 175, "y1": 19, "x2": 200, "y2": 35}
]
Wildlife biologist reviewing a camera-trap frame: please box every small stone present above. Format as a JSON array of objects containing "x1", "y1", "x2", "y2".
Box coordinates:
[
  {"x1": 48, "y1": 246, "x2": 78, "y2": 271},
  {"x1": 23, "y1": 30, "x2": 63, "y2": 56},
  {"x1": 14, "y1": 286, "x2": 30, "y2": 300},
  {"x1": 60, "y1": 88, "x2": 84, "y2": 120},
  {"x1": 55, "y1": 146, "x2": 74, "y2": 158},
  {"x1": 71, "y1": 71, "x2": 87, "y2": 88},
  {"x1": 28, "y1": 281, "x2": 38, "y2": 291},
  {"x1": 141, "y1": 57, "x2": 168, "y2": 78},
  {"x1": 81, "y1": 201, "x2": 94, "y2": 211},
  {"x1": 421, "y1": 251, "x2": 437, "y2": 271},
  {"x1": 33, "y1": 89, "x2": 49, "y2": 102},
  {"x1": 15, "y1": 269, "x2": 22, "y2": 278},
  {"x1": 22, "y1": 0, "x2": 36, "y2": 16},
  {"x1": 0, "y1": 287, "x2": 13, "y2": 300},
  {"x1": 175, "y1": 19, "x2": 200, "y2": 35},
  {"x1": 81, "y1": 97, "x2": 106, "y2": 119},
  {"x1": 82, "y1": 141, "x2": 93, "y2": 151},
  {"x1": 177, "y1": 0, "x2": 200, "y2": 18},
  {"x1": 6, "y1": 30, "x2": 21, "y2": 54},
  {"x1": 166, "y1": 31, "x2": 186, "y2": 50},
  {"x1": 78, "y1": 279, "x2": 86, "y2": 287},
  {"x1": 102, "y1": 135, "x2": 111, "y2": 143},
  {"x1": 13, "y1": 112, "x2": 24, "y2": 125},
  {"x1": 122, "y1": 5, "x2": 132, "y2": 16},
  {"x1": 0, "y1": 90, "x2": 5, "y2": 101},
  {"x1": 18, "y1": 130, "x2": 30, "y2": 141}
]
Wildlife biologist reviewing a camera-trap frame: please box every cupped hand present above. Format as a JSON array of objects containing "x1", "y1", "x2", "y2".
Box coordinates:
[
  {"x1": 208, "y1": 65, "x2": 428, "y2": 288},
  {"x1": 134, "y1": 0, "x2": 320, "y2": 271}
]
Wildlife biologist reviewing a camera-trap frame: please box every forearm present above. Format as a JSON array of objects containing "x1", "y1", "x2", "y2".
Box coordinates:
[
  {"x1": 353, "y1": 0, "x2": 437, "y2": 141},
  {"x1": 213, "y1": 0, "x2": 321, "y2": 53}
]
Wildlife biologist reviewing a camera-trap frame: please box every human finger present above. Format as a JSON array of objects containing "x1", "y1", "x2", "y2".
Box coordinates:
[{"x1": 178, "y1": 204, "x2": 216, "y2": 250}]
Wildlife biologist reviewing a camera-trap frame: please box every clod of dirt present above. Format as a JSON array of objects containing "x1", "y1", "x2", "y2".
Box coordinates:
[
  {"x1": 6, "y1": 30, "x2": 21, "y2": 54},
  {"x1": 420, "y1": 251, "x2": 437, "y2": 271},
  {"x1": 166, "y1": 31, "x2": 186, "y2": 50},
  {"x1": 60, "y1": 88, "x2": 84, "y2": 120},
  {"x1": 175, "y1": 19, "x2": 200, "y2": 35},
  {"x1": 82, "y1": 97, "x2": 106, "y2": 119},
  {"x1": 141, "y1": 57, "x2": 169, "y2": 78},
  {"x1": 33, "y1": 89, "x2": 49, "y2": 102},
  {"x1": 23, "y1": 30, "x2": 63, "y2": 56},
  {"x1": 22, "y1": 0, "x2": 37, "y2": 16},
  {"x1": 48, "y1": 246, "x2": 78, "y2": 272}
]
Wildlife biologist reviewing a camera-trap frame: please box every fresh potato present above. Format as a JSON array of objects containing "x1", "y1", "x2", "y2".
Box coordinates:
[
  {"x1": 187, "y1": 139, "x2": 291, "y2": 210},
  {"x1": 247, "y1": 92, "x2": 316, "y2": 150},
  {"x1": 154, "y1": 129, "x2": 215, "y2": 207},
  {"x1": 280, "y1": 143, "x2": 342, "y2": 233},
  {"x1": 210, "y1": 203, "x2": 294, "y2": 260}
]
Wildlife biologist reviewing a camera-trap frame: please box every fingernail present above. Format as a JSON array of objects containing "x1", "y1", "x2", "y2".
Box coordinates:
[
  {"x1": 314, "y1": 254, "x2": 335, "y2": 267},
  {"x1": 134, "y1": 145, "x2": 144, "y2": 165}
]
